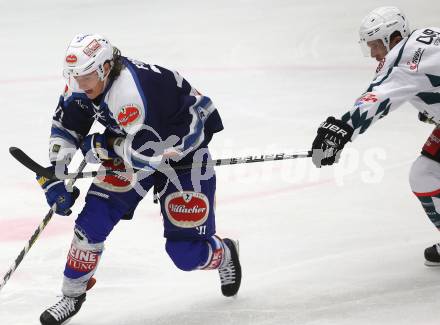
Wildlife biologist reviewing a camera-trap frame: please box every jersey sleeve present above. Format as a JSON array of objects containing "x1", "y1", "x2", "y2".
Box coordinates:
[
  {"x1": 341, "y1": 31, "x2": 440, "y2": 140},
  {"x1": 49, "y1": 85, "x2": 94, "y2": 164},
  {"x1": 165, "y1": 70, "x2": 224, "y2": 155},
  {"x1": 172, "y1": 94, "x2": 222, "y2": 153},
  {"x1": 341, "y1": 69, "x2": 424, "y2": 139}
]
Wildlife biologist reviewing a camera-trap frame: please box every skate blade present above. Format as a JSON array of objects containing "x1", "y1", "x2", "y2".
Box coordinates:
[
  {"x1": 61, "y1": 318, "x2": 73, "y2": 325},
  {"x1": 424, "y1": 260, "x2": 440, "y2": 267}
]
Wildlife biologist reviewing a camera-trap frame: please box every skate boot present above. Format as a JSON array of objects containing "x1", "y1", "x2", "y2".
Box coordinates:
[
  {"x1": 40, "y1": 293, "x2": 86, "y2": 325},
  {"x1": 219, "y1": 238, "x2": 242, "y2": 297},
  {"x1": 425, "y1": 243, "x2": 440, "y2": 266},
  {"x1": 40, "y1": 277, "x2": 95, "y2": 325}
]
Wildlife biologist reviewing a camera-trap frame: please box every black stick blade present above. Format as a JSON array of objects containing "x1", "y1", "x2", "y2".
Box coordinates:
[{"x1": 9, "y1": 147, "x2": 54, "y2": 179}]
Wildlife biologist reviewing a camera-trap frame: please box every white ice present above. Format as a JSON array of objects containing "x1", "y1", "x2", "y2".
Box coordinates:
[{"x1": 1, "y1": 0, "x2": 440, "y2": 324}]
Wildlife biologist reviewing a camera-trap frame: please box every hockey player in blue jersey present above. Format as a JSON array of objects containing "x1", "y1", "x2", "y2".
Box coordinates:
[
  {"x1": 37, "y1": 33, "x2": 241, "y2": 325},
  {"x1": 311, "y1": 7, "x2": 440, "y2": 267}
]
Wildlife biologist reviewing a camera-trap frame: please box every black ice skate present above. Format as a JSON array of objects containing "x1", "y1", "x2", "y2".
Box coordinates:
[
  {"x1": 39, "y1": 276, "x2": 95, "y2": 325},
  {"x1": 40, "y1": 293, "x2": 86, "y2": 325},
  {"x1": 425, "y1": 243, "x2": 440, "y2": 266},
  {"x1": 219, "y1": 238, "x2": 242, "y2": 297}
]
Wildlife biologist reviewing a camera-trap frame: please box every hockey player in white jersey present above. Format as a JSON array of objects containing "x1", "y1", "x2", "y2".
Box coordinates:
[{"x1": 311, "y1": 6, "x2": 440, "y2": 264}]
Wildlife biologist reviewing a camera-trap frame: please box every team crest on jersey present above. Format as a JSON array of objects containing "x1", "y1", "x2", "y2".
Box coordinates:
[
  {"x1": 83, "y1": 39, "x2": 102, "y2": 57},
  {"x1": 355, "y1": 92, "x2": 378, "y2": 107},
  {"x1": 65, "y1": 54, "x2": 77, "y2": 65},
  {"x1": 117, "y1": 104, "x2": 141, "y2": 127},
  {"x1": 165, "y1": 192, "x2": 209, "y2": 228}
]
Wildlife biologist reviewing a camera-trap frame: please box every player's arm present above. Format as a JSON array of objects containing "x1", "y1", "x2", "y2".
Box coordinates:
[
  {"x1": 50, "y1": 89, "x2": 95, "y2": 166},
  {"x1": 37, "y1": 89, "x2": 94, "y2": 215},
  {"x1": 172, "y1": 94, "x2": 222, "y2": 156},
  {"x1": 311, "y1": 64, "x2": 431, "y2": 167},
  {"x1": 168, "y1": 70, "x2": 223, "y2": 159},
  {"x1": 340, "y1": 67, "x2": 427, "y2": 139}
]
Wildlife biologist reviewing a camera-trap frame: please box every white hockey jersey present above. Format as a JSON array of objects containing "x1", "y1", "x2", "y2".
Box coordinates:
[{"x1": 341, "y1": 27, "x2": 440, "y2": 139}]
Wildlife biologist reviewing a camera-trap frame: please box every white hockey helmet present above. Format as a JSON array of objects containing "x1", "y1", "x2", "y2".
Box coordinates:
[
  {"x1": 359, "y1": 6, "x2": 410, "y2": 56},
  {"x1": 63, "y1": 33, "x2": 114, "y2": 81}
]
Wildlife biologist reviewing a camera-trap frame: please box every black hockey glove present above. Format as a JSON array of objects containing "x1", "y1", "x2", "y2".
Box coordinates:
[{"x1": 311, "y1": 116, "x2": 354, "y2": 167}]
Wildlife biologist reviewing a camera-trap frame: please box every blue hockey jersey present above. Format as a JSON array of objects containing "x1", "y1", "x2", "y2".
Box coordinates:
[{"x1": 49, "y1": 57, "x2": 224, "y2": 169}]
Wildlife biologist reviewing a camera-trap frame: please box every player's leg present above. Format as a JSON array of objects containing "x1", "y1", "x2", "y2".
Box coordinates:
[
  {"x1": 157, "y1": 164, "x2": 242, "y2": 297},
  {"x1": 39, "y1": 195, "x2": 120, "y2": 325},
  {"x1": 410, "y1": 128, "x2": 440, "y2": 265},
  {"x1": 165, "y1": 235, "x2": 241, "y2": 297},
  {"x1": 40, "y1": 160, "x2": 154, "y2": 325}
]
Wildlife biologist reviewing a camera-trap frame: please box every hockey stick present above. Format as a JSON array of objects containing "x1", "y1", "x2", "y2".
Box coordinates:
[
  {"x1": 9, "y1": 146, "x2": 312, "y2": 181},
  {"x1": 0, "y1": 159, "x2": 87, "y2": 292}
]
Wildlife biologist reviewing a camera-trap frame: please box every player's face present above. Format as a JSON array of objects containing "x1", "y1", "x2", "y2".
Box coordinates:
[
  {"x1": 74, "y1": 71, "x2": 105, "y2": 100},
  {"x1": 367, "y1": 39, "x2": 388, "y2": 61}
]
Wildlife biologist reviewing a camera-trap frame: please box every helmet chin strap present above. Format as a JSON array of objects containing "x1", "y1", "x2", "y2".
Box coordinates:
[
  {"x1": 99, "y1": 62, "x2": 115, "y2": 93},
  {"x1": 102, "y1": 77, "x2": 110, "y2": 91},
  {"x1": 384, "y1": 37, "x2": 391, "y2": 52},
  {"x1": 98, "y1": 60, "x2": 114, "y2": 82}
]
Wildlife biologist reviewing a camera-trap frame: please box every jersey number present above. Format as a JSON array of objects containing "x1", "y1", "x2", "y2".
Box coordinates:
[
  {"x1": 127, "y1": 58, "x2": 184, "y2": 88},
  {"x1": 416, "y1": 29, "x2": 440, "y2": 45}
]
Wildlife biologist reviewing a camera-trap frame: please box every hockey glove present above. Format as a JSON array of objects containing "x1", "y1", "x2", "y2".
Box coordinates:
[
  {"x1": 36, "y1": 167, "x2": 80, "y2": 216},
  {"x1": 80, "y1": 132, "x2": 118, "y2": 164},
  {"x1": 311, "y1": 116, "x2": 354, "y2": 167}
]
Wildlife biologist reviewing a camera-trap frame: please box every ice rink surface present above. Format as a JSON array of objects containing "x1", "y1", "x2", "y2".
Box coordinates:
[{"x1": 1, "y1": 0, "x2": 440, "y2": 324}]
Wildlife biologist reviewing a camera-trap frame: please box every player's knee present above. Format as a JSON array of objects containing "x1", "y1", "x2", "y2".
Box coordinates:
[
  {"x1": 409, "y1": 155, "x2": 439, "y2": 192},
  {"x1": 75, "y1": 195, "x2": 116, "y2": 243},
  {"x1": 72, "y1": 226, "x2": 104, "y2": 251},
  {"x1": 409, "y1": 158, "x2": 422, "y2": 191},
  {"x1": 165, "y1": 239, "x2": 208, "y2": 271}
]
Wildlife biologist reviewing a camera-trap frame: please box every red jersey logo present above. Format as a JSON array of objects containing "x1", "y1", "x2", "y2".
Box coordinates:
[
  {"x1": 165, "y1": 192, "x2": 209, "y2": 228},
  {"x1": 118, "y1": 105, "x2": 141, "y2": 127}
]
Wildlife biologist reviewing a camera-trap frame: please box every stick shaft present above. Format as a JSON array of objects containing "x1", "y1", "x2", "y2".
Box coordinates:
[
  {"x1": 58, "y1": 151, "x2": 312, "y2": 180},
  {"x1": 0, "y1": 159, "x2": 87, "y2": 292}
]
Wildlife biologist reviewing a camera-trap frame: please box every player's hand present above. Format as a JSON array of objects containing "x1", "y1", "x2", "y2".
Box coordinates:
[
  {"x1": 80, "y1": 133, "x2": 118, "y2": 164},
  {"x1": 311, "y1": 116, "x2": 354, "y2": 167},
  {"x1": 36, "y1": 168, "x2": 80, "y2": 216}
]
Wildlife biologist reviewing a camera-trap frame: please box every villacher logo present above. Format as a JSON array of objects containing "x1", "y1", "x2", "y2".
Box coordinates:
[
  {"x1": 169, "y1": 204, "x2": 207, "y2": 214},
  {"x1": 165, "y1": 192, "x2": 209, "y2": 228}
]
